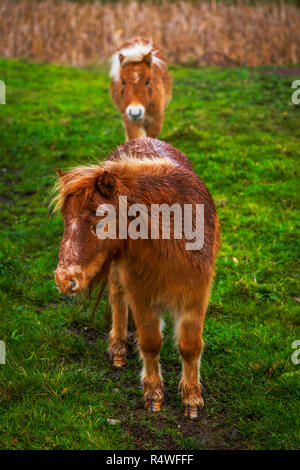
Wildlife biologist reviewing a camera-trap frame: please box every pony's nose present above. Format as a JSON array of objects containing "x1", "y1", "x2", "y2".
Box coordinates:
[
  {"x1": 55, "y1": 269, "x2": 82, "y2": 295},
  {"x1": 129, "y1": 109, "x2": 142, "y2": 119},
  {"x1": 69, "y1": 279, "x2": 77, "y2": 292},
  {"x1": 127, "y1": 105, "x2": 145, "y2": 120}
]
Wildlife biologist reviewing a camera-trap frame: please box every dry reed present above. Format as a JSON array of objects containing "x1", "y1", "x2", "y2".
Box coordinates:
[{"x1": 1, "y1": 0, "x2": 299, "y2": 66}]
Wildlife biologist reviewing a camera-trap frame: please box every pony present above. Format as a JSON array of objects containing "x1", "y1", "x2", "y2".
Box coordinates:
[
  {"x1": 110, "y1": 38, "x2": 172, "y2": 140},
  {"x1": 53, "y1": 138, "x2": 220, "y2": 419}
]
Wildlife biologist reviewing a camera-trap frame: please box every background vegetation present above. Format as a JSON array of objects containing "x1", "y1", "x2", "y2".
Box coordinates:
[
  {"x1": 1, "y1": 0, "x2": 300, "y2": 66},
  {"x1": 0, "y1": 58, "x2": 299, "y2": 449}
]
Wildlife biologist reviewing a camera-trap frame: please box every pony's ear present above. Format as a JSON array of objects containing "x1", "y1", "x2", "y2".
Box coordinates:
[
  {"x1": 96, "y1": 171, "x2": 117, "y2": 198},
  {"x1": 57, "y1": 169, "x2": 66, "y2": 177},
  {"x1": 119, "y1": 53, "x2": 125, "y2": 64},
  {"x1": 143, "y1": 52, "x2": 152, "y2": 65}
]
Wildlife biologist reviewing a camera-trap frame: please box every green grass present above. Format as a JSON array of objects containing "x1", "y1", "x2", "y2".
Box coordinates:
[{"x1": 0, "y1": 58, "x2": 299, "y2": 450}]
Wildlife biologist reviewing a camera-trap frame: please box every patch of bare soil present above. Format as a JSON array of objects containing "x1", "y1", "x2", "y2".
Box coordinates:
[
  {"x1": 0, "y1": 194, "x2": 13, "y2": 205},
  {"x1": 262, "y1": 68, "x2": 300, "y2": 77},
  {"x1": 121, "y1": 394, "x2": 244, "y2": 450},
  {"x1": 67, "y1": 321, "x2": 99, "y2": 345}
]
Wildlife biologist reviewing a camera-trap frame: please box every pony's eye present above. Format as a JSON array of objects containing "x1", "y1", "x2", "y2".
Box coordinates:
[
  {"x1": 92, "y1": 224, "x2": 97, "y2": 235},
  {"x1": 145, "y1": 78, "x2": 150, "y2": 86},
  {"x1": 122, "y1": 79, "x2": 126, "y2": 87}
]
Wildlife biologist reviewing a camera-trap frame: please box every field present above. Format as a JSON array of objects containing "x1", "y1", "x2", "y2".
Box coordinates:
[{"x1": 0, "y1": 58, "x2": 299, "y2": 450}]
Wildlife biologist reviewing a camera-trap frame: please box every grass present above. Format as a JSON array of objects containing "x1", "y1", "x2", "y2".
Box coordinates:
[{"x1": 0, "y1": 58, "x2": 299, "y2": 450}]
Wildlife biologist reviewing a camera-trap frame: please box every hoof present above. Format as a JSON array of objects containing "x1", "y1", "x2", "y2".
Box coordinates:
[
  {"x1": 184, "y1": 405, "x2": 202, "y2": 420},
  {"x1": 145, "y1": 400, "x2": 162, "y2": 413},
  {"x1": 113, "y1": 354, "x2": 126, "y2": 367}
]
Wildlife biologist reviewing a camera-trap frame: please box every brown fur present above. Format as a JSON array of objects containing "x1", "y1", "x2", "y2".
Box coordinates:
[
  {"x1": 53, "y1": 138, "x2": 220, "y2": 413},
  {"x1": 110, "y1": 38, "x2": 172, "y2": 140}
]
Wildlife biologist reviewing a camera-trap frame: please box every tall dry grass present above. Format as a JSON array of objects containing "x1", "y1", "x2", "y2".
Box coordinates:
[{"x1": 1, "y1": 0, "x2": 299, "y2": 66}]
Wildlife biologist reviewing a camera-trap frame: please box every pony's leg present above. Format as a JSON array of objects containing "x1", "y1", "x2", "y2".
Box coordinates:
[
  {"x1": 131, "y1": 305, "x2": 163, "y2": 411},
  {"x1": 107, "y1": 268, "x2": 128, "y2": 367},
  {"x1": 124, "y1": 118, "x2": 146, "y2": 140},
  {"x1": 145, "y1": 116, "x2": 163, "y2": 139},
  {"x1": 177, "y1": 280, "x2": 211, "y2": 419},
  {"x1": 177, "y1": 312, "x2": 205, "y2": 419}
]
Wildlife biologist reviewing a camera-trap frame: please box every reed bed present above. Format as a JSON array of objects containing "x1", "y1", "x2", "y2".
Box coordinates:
[{"x1": 1, "y1": 0, "x2": 299, "y2": 66}]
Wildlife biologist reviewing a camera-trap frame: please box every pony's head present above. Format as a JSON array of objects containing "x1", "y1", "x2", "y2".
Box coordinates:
[
  {"x1": 110, "y1": 40, "x2": 162, "y2": 121},
  {"x1": 52, "y1": 166, "x2": 120, "y2": 295}
]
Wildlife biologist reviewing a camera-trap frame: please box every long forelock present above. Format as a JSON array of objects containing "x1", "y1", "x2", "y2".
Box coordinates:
[
  {"x1": 110, "y1": 40, "x2": 163, "y2": 81},
  {"x1": 50, "y1": 153, "x2": 176, "y2": 213},
  {"x1": 50, "y1": 165, "x2": 103, "y2": 213}
]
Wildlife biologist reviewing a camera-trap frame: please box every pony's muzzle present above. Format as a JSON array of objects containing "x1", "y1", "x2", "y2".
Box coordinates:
[
  {"x1": 55, "y1": 270, "x2": 81, "y2": 295},
  {"x1": 69, "y1": 279, "x2": 77, "y2": 292},
  {"x1": 126, "y1": 104, "x2": 145, "y2": 121}
]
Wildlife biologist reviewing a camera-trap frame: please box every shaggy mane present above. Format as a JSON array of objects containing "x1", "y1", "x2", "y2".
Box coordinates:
[
  {"x1": 110, "y1": 38, "x2": 163, "y2": 81},
  {"x1": 50, "y1": 153, "x2": 174, "y2": 213}
]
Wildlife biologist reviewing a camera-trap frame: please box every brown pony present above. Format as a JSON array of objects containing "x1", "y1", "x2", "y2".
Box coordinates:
[
  {"x1": 53, "y1": 138, "x2": 220, "y2": 419},
  {"x1": 110, "y1": 38, "x2": 172, "y2": 140}
]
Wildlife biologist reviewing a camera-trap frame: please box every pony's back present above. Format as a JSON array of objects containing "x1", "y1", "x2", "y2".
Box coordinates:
[{"x1": 107, "y1": 137, "x2": 193, "y2": 171}]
